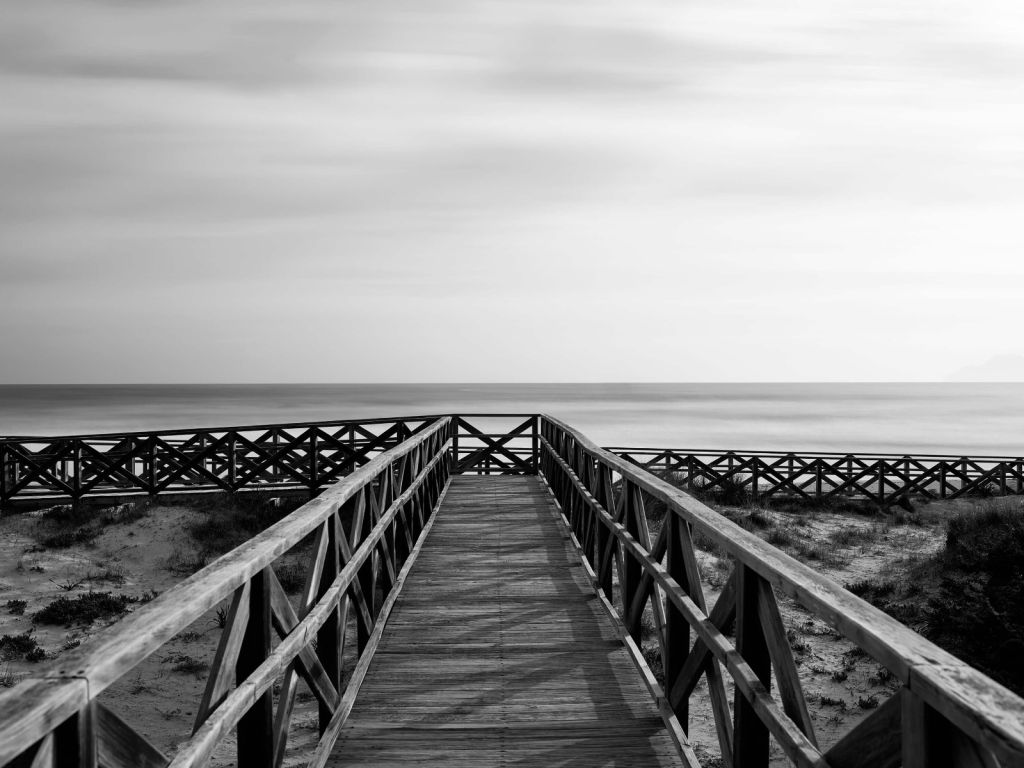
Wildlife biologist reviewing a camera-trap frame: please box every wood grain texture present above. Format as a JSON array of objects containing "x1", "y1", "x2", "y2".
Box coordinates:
[{"x1": 326, "y1": 475, "x2": 683, "y2": 768}]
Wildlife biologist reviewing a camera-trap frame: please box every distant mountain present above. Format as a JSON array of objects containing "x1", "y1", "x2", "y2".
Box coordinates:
[{"x1": 947, "y1": 354, "x2": 1024, "y2": 382}]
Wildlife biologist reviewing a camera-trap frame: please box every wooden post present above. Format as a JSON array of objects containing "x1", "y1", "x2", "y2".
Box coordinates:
[
  {"x1": 237, "y1": 568, "x2": 273, "y2": 768},
  {"x1": 622, "y1": 484, "x2": 643, "y2": 639},
  {"x1": 309, "y1": 432, "x2": 320, "y2": 498},
  {"x1": 72, "y1": 442, "x2": 83, "y2": 514},
  {"x1": 317, "y1": 513, "x2": 343, "y2": 734},
  {"x1": 733, "y1": 565, "x2": 770, "y2": 768},
  {"x1": 227, "y1": 434, "x2": 236, "y2": 492},
  {"x1": 664, "y1": 515, "x2": 689, "y2": 731},
  {"x1": 0, "y1": 443, "x2": 9, "y2": 510},
  {"x1": 531, "y1": 416, "x2": 539, "y2": 474},
  {"x1": 452, "y1": 421, "x2": 460, "y2": 475},
  {"x1": 594, "y1": 467, "x2": 614, "y2": 601},
  {"x1": 53, "y1": 702, "x2": 97, "y2": 768},
  {"x1": 902, "y1": 691, "x2": 954, "y2": 768}
]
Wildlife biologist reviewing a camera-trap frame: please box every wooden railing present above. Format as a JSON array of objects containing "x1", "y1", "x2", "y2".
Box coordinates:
[
  {"x1": 8, "y1": 410, "x2": 1020, "y2": 512},
  {"x1": 610, "y1": 447, "x2": 1024, "y2": 505},
  {"x1": 0, "y1": 417, "x2": 453, "y2": 768},
  {"x1": 0, "y1": 415, "x2": 536, "y2": 511},
  {"x1": 541, "y1": 416, "x2": 1024, "y2": 768}
]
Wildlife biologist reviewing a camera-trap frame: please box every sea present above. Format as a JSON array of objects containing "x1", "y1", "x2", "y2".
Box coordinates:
[{"x1": 1, "y1": 383, "x2": 1022, "y2": 457}]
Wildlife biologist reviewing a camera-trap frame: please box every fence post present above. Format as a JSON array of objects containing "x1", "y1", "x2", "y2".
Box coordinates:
[
  {"x1": 622, "y1": 483, "x2": 643, "y2": 640},
  {"x1": 902, "y1": 691, "x2": 955, "y2": 768},
  {"x1": 309, "y1": 431, "x2": 320, "y2": 498},
  {"x1": 664, "y1": 515, "x2": 690, "y2": 730},
  {"x1": 452, "y1": 419, "x2": 460, "y2": 475},
  {"x1": 72, "y1": 441, "x2": 83, "y2": 513},
  {"x1": 237, "y1": 568, "x2": 273, "y2": 768},
  {"x1": 227, "y1": 433, "x2": 236, "y2": 492},
  {"x1": 0, "y1": 443, "x2": 9, "y2": 510},
  {"x1": 53, "y1": 701, "x2": 97, "y2": 767},
  {"x1": 733, "y1": 564, "x2": 770, "y2": 767}
]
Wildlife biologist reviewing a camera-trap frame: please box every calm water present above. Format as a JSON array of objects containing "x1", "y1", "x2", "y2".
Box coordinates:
[{"x1": 0, "y1": 384, "x2": 1022, "y2": 456}]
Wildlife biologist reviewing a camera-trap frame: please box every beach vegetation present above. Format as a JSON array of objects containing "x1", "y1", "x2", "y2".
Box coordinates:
[
  {"x1": 0, "y1": 633, "x2": 42, "y2": 661},
  {"x1": 187, "y1": 492, "x2": 304, "y2": 557},
  {"x1": 6, "y1": 599, "x2": 27, "y2": 616},
  {"x1": 34, "y1": 592, "x2": 138, "y2": 626}
]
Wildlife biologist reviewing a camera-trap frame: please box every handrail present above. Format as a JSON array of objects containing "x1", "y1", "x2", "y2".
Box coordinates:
[
  {"x1": 539, "y1": 414, "x2": 1024, "y2": 767},
  {"x1": 0, "y1": 417, "x2": 454, "y2": 768},
  {"x1": 607, "y1": 446, "x2": 1024, "y2": 461},
  {"x1": 609, "y1": 446, "x2": 1024, "y2": 504}
]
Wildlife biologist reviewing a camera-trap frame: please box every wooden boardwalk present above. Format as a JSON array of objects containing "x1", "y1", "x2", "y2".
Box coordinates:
[{"x1": 327, "y1": 475, "x2": 682, "y2": 767}]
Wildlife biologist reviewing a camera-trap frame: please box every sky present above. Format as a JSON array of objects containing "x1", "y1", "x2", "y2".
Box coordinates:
[{"x1": 2, "y1": 0, "x2": 1024, "y2": 383}]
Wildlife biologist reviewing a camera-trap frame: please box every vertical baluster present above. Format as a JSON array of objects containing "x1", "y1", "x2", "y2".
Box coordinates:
[
  {"x1": 309, "y1": 431, "x2": 320, "y2": 498},
  {"x1": 0, "y1": 443, "x2": 9, "y2": 510},
  {"x1": 227, "y1": 433, "x2": 237, "y2": 492},
  {"x1": 622, "y1": 483, "x2": 643, "y2": 637},
  {"x1": 317, "y1": 514, "x2": 342, "y2": 734},
  {"x1": 72, "y1": 442, "x2": 83, "y2": 513},
  {"x1": 53, "y1": 702, "x2": 97, "y2": 768},
  {"x1": 357, "y1": 487, "x2": 378, "y2": 650},
  {"x1": 733, "y1": 564, "x2": 770, "y2": 767},
  {"x1": 237, "y1": 568, "x2": 273, "y2": 768},
  {"x1": 530, "y1": 416, "x2": 539, "y2": 474},
  {"x1": 594, "y1": 466, "x2": 614, "y2": 600},
  {"x1": 663, "y1": 515, "x2": 689, "y2": 730},
  {"x1": 902, "y1": 691, "x2": 954, "y2": 768}
]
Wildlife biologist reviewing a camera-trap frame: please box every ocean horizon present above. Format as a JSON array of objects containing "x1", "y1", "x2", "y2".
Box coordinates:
[{"x1": 1, "y1": 382, "x2": 1022, "y2": 457}]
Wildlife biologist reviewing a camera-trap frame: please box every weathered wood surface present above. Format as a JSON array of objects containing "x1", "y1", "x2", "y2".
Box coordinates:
[{"x1": 327, "y1": 475, "x2": 682, "y2": 767}]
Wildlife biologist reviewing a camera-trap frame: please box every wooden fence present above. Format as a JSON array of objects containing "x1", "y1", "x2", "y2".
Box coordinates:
[
  {"x1": 0, "y1": 417, "x2": 453, "y2": 768},
  {"x1": 5, "y1": 412, "x2": 1022, "y2": 512},
  {"x1": 0, "y1": 415, "x2": 537, "y2": 511},
  {"x1": 542, "y1": 416, "x2": 1024, "y2": 768},
  {"x1": 610, "y1": 447, "x2": 1024, "y2": 506},
  {"x1": 2, "y1": 414, "x2": 1024, "y2": 767}
]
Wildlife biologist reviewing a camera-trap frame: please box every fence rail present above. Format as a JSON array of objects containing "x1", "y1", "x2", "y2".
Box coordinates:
[
  {"x1": 610, "y1": 447, "x2": 1024, "y2": 506},
  {"x1": 5, "y1": 414, "x2": 1023, "y2": 511},
  {"x1": 0, "y1": 417, "x2": 454, "y2": 768},
  {"x1": 543, "y1": 417, "x2": 1024, "y2": 768},
  {"x1": 0, "y1": 415, "x2": 538, "y2": 511}
]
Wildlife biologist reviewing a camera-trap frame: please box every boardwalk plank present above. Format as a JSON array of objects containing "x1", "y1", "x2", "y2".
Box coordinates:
[{"x1": 326, "y1": 475, "x2": 682, "y2": 767}]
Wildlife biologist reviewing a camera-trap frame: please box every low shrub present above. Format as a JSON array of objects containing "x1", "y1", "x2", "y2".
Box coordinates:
[
  {"x1": 0, "y1": 633, "x2": 42, "y2": 661},
  {"x1": 925, "y1": 505, "x2": 1024, "y2": 693},
  {"x1": 6, "y1": 600, "x2": 27, "y2": 616},
  {"x1": 39, "y1": 525, "x2": 99, "y2": 548},
  {"x1": 34, "y1": 592, "x2": 137, "y2": 626}
]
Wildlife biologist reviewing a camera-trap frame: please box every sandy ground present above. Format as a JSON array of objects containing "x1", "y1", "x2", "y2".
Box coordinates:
[{"x1": 0, "y1": 495, "x2": 989, "y2": 766}]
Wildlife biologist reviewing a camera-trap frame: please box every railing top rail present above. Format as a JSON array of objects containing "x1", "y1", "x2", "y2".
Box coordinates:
[
  {"x1": 0, "y1": 413, "x2": 541, "y2": 443},
  {"x1": 0, "y1": 414, "x2": 448, "y2": 442},
  {"x1": 540, "y1": 414, "x2": 1024, "y2": 761},
  {"x1": 607, "y1": 446, "x2": 1024, "y2": 461},
  {"x1": 0, "y1": 416, "x2": 453, "y2": 763}
]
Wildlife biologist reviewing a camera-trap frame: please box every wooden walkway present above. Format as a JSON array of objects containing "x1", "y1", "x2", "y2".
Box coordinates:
[{"x1": 327, "y1": 475, "x2": 682, "y2": 767}]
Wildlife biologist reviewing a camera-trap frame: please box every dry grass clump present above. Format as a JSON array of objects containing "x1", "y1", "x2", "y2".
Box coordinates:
[{"x1": 34, "y1": 592, "x2": 140, "y2": 626}]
